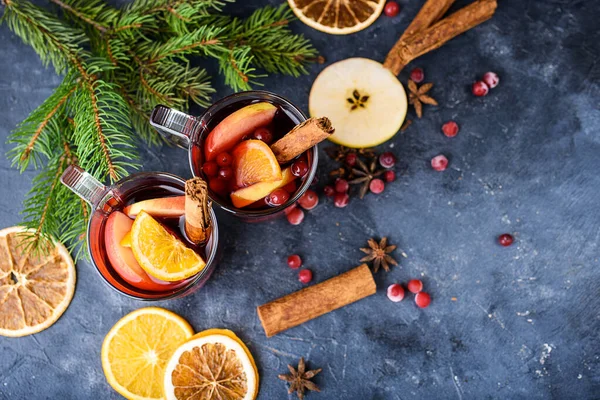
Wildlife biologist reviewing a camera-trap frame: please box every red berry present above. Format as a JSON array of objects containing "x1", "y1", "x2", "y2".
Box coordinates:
[
  {"x1": 202, "y1": 161, "x2": 218, "y2": 177},
  {"x1": 442, "y1": 121, "x2": 459, "y2": 138},
  {"x1": 291, "y1": 160, "x2": 309, "y2": 177},
  {"x1": 298, "y1": 189, "x2": 319, "y2": 210},
  {"x1": 407, "y1": 279, "x2": 423, "y2": 294},
  {"x1": 209, "y1": 178, "x2": 227, "y2": 194},
  {"x1": 431, "y1": 155, "x2": 448, "y2": 171},
  {"x1": 369, "y1": 179, "x2": 385, "y2": 194},
  {"x1": 333, "y1": 193, "x2": 349, "y2": 208},
  {"x1": 384, "y1": 1, "x2": 400, "y2": 17},
  {"x1": 415, "y1": 292, "x2": 431, "y2": 308},
  {"x1": 287, "y1": 254, "x2": 302, "y2": 269},
  {"x1": 216, "y1": 152, "x2": 232, "y2": 167},
  {"x1": 267, "y1": 188, "x2": 290, "y2": 206},
  {"x1": 218, "y1": 167, "x2": 233, "y2": 180},
  {"x1": 472, "y1": 81, "x2": 489, "y2": 97},
  {"x1": 286, "y1": 207, "x2": 305, "y2": 225},
  {"x1": 384, "y1": 170, "x2": 396, "y2": 183},
  {"x1": 252, "y1": 127, "x2": 273, "y2": 144},
  {"x1": 483, "y1": 71, "x2": 499, "y2": 89},
  {"x1": 345, "y1": 153, "x2": 357, "y2": 166},
  {"x1": 498, "y1": 233, "x2": 514, "y2": 247},
  {"x1": 387, "y1": 284, "x2": 405, "y2": 302},
  {"x1": 379, "y1": 152, "x2": 397, "y2": 169},
  {"x1": 335, "y1": 178, "x2": 349, "y2": 193},
  {"x1": 298, "y1": 269, "x2": 313, "y2": 284},
  {"x1": 282, "y1": 181, "x2": 297, "y2": 194},
  {"x1": 323, "y1": 185, "x2": 335, "y2": 197},
  {"x1": 410, "y1": 67, "x2": 424, "y2": 83}
]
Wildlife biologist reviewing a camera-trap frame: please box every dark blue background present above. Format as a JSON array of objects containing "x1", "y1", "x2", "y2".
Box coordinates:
[{"x1": 1, "y1": 0, "x2": 599, "y2": 398}]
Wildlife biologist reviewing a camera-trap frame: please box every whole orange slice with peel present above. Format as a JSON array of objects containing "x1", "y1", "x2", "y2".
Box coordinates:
[
  {"x1": 101, "y1": 307, "x2": 194, "y2": 400},
  {"x1": 0, "y1": 226, "x2": 75, "y2": 337},
  {"x1": 232, "y1": 139, "x2": 282, "y2": 188},
  {"x1": 164, "y1": 328, "x2": 259, "y2": 400},
  {"x1": 131, "y1": 211, "x2": 206, "y2": 282}
]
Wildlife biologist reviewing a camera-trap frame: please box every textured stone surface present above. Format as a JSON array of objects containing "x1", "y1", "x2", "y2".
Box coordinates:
[{"x1": 1, "y1": 0, "x2": 599, "y2": 399}]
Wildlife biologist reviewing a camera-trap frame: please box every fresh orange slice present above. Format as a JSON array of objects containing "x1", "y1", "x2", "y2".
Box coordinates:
[
  {"x1": 164, "y1": 329, "x2": 259, "y2": 400},
  {"x1": 130, "y1": 211, "x2": 206, "y2": 282},
  {"x1": 288, "y1": 0, "x2": 386, "y2": 35},
  {"x1": 232, "y1": 139, "x2": 282, "y2": 188},
  {"x1": 0, "y1": 226, "x2": 75, "y2": 337},
  {"x1": 101, "y1": 307, "x2": 194, "y2": 400}
]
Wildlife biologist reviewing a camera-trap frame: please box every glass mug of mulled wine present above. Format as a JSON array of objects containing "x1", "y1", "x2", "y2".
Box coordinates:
[
  {"x1": 60, "y1": 165, "x2": 219, "y2": 300},
  {"x1": 149, "y1": 91, "x2": 320, "y2": 222}
]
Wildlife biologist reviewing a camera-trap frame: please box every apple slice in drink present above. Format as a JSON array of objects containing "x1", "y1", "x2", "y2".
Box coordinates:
[
  {"x1": 231, "y1": 167, "x2": 296, "y2": 208},
  {"x1": 123, "y1": 196, "x2": 185, "y2": 218}
]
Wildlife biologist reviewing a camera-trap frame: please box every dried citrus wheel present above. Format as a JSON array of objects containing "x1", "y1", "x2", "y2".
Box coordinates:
[
  {"x1": 101, "y1": 307, "x2": 194, "y2": 400},
  {"x1": 0, "y1": 226, "x2": 75, "y2": 337},
  {"x1": 131, "y1": 211, "x2": 206, "y2": 282},
  {"x1": 164, "y1": 329, "x2": 259, "y2": 400},
  {"x1": 288, "y1": 0, "x2": 385, "y2": 35}
]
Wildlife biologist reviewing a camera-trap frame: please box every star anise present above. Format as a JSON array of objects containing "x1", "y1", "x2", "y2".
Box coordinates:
[
  {"x1": 348, "y1": 157, "x2": 385, "y2": 199},
  {"x1": 360, "y1": 237, "x2": 398, "y2": 273},
  {"x1": 408, "y1": 80, "x2": 438, "y2": 118},
  {"x1": 278, "y1": 357, "x2": 322, "y2": 400},
  {"x1": 325, "y1": 145, "x2": 376, "y2": 162}
]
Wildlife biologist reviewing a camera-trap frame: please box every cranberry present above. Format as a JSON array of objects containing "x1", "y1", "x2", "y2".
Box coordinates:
[
  {"x1": 384, "y1": 1, "x2": 400, "y2": 17},
  {"x1": 218, "y1": 167, "x2": 233, "y2": 180},
  {"x1": 407, "y1": 279, "x2": 423, "y2": 294},
  {"x1": 369, "y1": 179, "x2": 385, "y2": 194},
  {"x1": 384, "y1": 170, "x2": 396, "y2": 183},
  {"x1": 442, "y1": 121, "x2": 459, "y2": 138},
  {"x1": 287, "y1": 254, "x2": 302, "y2": 269},
  {"x1": 267, "y1": 188, "x2": 290, "y2": 206},
  {"x1": 345, "y1": 153, "x2": 357, "y2": 166},
  {"x1": 287, "y1": 207, "x2": 305, "y2": 225},
  {"x1": 415, "y1": 292, "x2": 431, "y2": 308},
  {"x1": 291, "y1": 160, "x2": 309, "y2": 177},
  {"x1": 202, "y1": 161, "x2": 218, "y2": 177},
  {"x1": 431, "y1": 155, "x2": 448, "y2": 171},
  {"x1": 498, "y1": 233, "x2": 514, "y2": 247},
  {"x1": 209, "y1": 178, "x2": 227, "y2": 194},
  {"x1": 387, "y1": 284, "x2": 405, "y2": 302},
  {"x1": 483, "y1": 71, "x2": 499, "y2": 89},
  {"x1": 252, "y1": 127, "x2": 273, "y2": 144},
  {"x1": 282, "y1": 181, "x2": 297, "y2": 194},
  {"x1": 335, "y1": 178, "x2": 349, "y2": 193},
  {"x1": 323, "y1": 185, "x2": 335, "y2": 197},
  {"x1": 333, "y1": 193, "x2": 349, "y2": 208},
  {"x1": 298, "y1": 189, "x2": 319, "y2": 210},
  {"x1": 379, "y1": 152, "x2": 397, "y2": 169},
  {"x1": 410, "y1": 67, "x2": 424, "y2": 83},
  {"x1": 472, "y1": 81, "x2": 489, "y2": 97},
  {"x1": 216, "y1": 152, "x2": 232, "y2": 167},
  {"x1": 298, "y1": 269, "x2": 313, "y2": 284}
]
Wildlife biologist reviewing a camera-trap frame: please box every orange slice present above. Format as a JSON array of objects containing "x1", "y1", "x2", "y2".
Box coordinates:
[
  {"x1": 130, "y1": 211, "x2": 206, "y2": 282},
  {"x1": 101, "y1": 307, "x2": 194, "y2": 400},
  {"x1": 288, "y1": 0, "x2": 385, "y2": 35},
  {"x1": 0, "y1": 226, "x2": 75, "y2": 337},
  {"x1": 232, "y1": 140, "x2": 282, "y2": 188}
]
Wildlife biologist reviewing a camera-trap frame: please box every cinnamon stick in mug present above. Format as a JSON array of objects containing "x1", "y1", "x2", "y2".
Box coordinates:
[
  {"x1": 184, "y1": 177, "x2": 212, "y2": 244},
  {"x1": 270, "y1": 117, "x2": 334, "y2": 164}
]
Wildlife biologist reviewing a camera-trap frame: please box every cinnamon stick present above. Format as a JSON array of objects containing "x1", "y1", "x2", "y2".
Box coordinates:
[
  {"x1": 257, "y1": 264, "x2": 376, "y2": 337},
  {"x1": 270, "y1": 117, "x2": 334, "y2": 164},
  {"x1": 384, "y1": 0, "x2": 497, "y2": 75},
  {"x1": 184, "y1": 177, "x2": 212, "y2": 244}
]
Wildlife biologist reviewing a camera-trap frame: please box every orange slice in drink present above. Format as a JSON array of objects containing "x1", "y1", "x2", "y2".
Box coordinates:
[{"x1": 232, "y1": 139, "x2": 282, "y2": 188}]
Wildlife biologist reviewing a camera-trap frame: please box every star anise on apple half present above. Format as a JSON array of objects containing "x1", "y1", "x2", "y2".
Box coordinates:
[
  {"x1": 278, "y1": 357, "x2": 322, "y2": 400},
  {"x1": 408, "y1": 80, "x2": 438, "y2": 118}
]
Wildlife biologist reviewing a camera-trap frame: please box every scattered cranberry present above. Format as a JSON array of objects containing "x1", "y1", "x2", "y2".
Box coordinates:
[
  {"x1": 252, "y1": 127, "x2": 273, "y2": 144},
  {"x1": 345, "y1": 153, "x2": 357, "y2": 166},
  {"x1": 298, "y1": 269, "x2": 313, "y2": 284},
  {"x1": 431, "y1": 155, "x2": 448, "y2": 171},
  {"x1": 415, "y1": 292, "x2": 431, "y2": 308},
  {"x1": 384, "y1": 1, "x2": 400, "y2": 17},
  {"x1": 267, "y1": 188, "x2": 290, "y2": 206},
  {"x1": 472, "y1": 81, "x2": 489, "y2": 97},
  {"x1": 483, "y1": 71, "x2": 499, "y2": 89},
  {"x1": 282, "y1": 181, "x2": 297, "y2": 194},
  {"x1": 410, "y1": 67, "x2": 424, "y2": 83},
  {"x1": 218, "y1": 167, "x2": 233, "y2": 180},
  {"x1": 291, "y1": 160, "x2": 309, "y2": 177},
  {"x1": 333, "y1": 193, "x2": 349, "y2": 208},
  {"x1": 369, "y1": 179, "x2": 385, "y2": 194},
  {"x1": 209, "y1": 178, "x2": 227, "y2": 194},
  {"x1": 442, "y1": 121, "x2": 459, "y2": 138},
  {"x1": 287, "y1": 254, "x2": 302, "y2": 269},
  {"x1": 323, "y1": 185, "x2": 335, "y2": 197},
  {"x1": 335, "y1": 178, "x2": 349, "y2": 193},
  {"x1": 287, "y1": 207, "x2": 305, "y2": 225},
  {"x1": 298, "y1": 189, "x2": 319, "y2": 210},
  {"x1": 384, "y1": 170, "x2": 396, "y2": 183},
  {"x1": 379, "y1": 152, "x2": 397, "y2": 169},
  {"x1": 216, "y1": 152, "x2": 232, "y2": 167},
  {"x1": 407, "y1": 279, "x2": 423, "y2": 294},
  {"x1": 498, "y1": 233, "x2": 514, "y2": 247},
  {"x1": 387, "y1": 284, "x2": 405, "y2": 302},
  {"x1": 202, "y1": 161, "x2": 218, "y2": 177}
]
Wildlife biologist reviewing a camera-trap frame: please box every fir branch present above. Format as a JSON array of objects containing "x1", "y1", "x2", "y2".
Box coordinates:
[
  {"x1": 48, "y1": 0, "x2": 108, "y2": 33},
  {"x1": 219, "y1": 46, "x2": 263, "y2": 92}
]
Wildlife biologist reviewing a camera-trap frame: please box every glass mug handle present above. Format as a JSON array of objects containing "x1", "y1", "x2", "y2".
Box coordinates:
[
  {"x1": 60, "y1": 165, "x2": 108, "y2": 208},
  {"x1": 150, "y1": 105, "x2": 204, "y2": 148}
]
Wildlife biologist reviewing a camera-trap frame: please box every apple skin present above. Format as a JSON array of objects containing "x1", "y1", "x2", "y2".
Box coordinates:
[
  {"x1": 230, "y1": 167, "x2": 295, "y2": 208},
  {"x1": 123, "y1": 196, "x2": 185, "y2": 218},
  {"x1": 204, "y1": 102, "x2": 277, "y2": 161}
]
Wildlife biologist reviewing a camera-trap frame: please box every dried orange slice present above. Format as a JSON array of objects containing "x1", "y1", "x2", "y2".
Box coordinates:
[
  {"x1": 0, "y1": 226, "x2": 75, "y2": 337},
  {"x1": 164, "y1": 329, "x2": 259, "y2": 400},
  {"x1": 232, "y1": 139, "x2": 282, "y2": 188},
  {"x1": 130, "y1": 211, "x2": 206, "y2": 282},
  {"x1": 101, "y1": 307, "x2": 194, "y2": 400},
  {"x1": 288, "y1": 0, "x2": 385, "y2": 35}
]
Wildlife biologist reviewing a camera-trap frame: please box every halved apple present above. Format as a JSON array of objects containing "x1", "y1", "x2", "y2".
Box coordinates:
[
  {"x1": 205, "y1": 102, "x2": 277, "y2": 161},
  {"x1": 123, "y1": 196, "x2": 185, "y2": 218},
  {"x1": 231, "y1": 167, "x2": 295, "y2": 208},
  {"x1": 232, "y1": 140, "x2": 282, "y2": 188}
]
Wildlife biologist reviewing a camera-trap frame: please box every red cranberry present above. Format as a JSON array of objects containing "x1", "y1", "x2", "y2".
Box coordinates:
[
  {"x1": 291, "y1": 160, "x2": 309, "y2": 177},
  {"x1": 431, "y1": 155, "x2": 448, "y2": 171},
  {"x1": 287, "y1": 254, "x2": 302, "y2": 269},
  {"x1": 415, "y1": 292, "x2": 431, "y2": 308},
  {"x1": 387, "y1": 284, "x2": 405, "y2": 302},
  {"x1": 384, "y1": 1, "x2": 400, "y2": 17},
  {"x1": 252, "y1": 127, "x2": 273, "y2": 144},
  {"x1": 483, "y1": 71, "x2": 499, "y2": 89},
  {"x1": 369, "y1": 179, "x2": 385, "y2": 194},
  {"x1": 472, "y1": 81, "x2": 489, "y2": 97},
  {"x1": 216, "y1": 152, "x2": 232, "y2": 167},
  {"x1": 498, "y1": 233, "x2": 514, "y2": 247},
  {"x1": 345, "y1": 153, "x2": 357, "y2": 166},
  {"x1": 323, "y1": 185, "x2": 335, "y2": 197},
  {"x1": 298, "y1": 189, "x2": 319, "y2": 210},
  {"x1": 410, "y1": 67, "x2": 424, "y2": 83},
  {"x1": 202, "y1": 161, "x2": 218, "y2": 177},
  {"x1": 287, "y1": 207, "x2": 305, "y2": 225},
  {"x1": 267, "y1": 188, "x2": 290, "y2": 206},
  {"x1": 218, "y1": 167, "x2": 233, "y2": 180},
  {"x1": 333, "y1": 193, "x2": 349, "y2": 208},
  {"x1": 335, "y1": 178, "x2": 349, "y2": 193},
  {"x1": 209, "y1": 178, "x2": 227, "y2": 194},
  {"x1": 384, "y1": 170, "x2": 396, "y2": 182},
  {"x1": 407, "y1": 279, "x2": 423, "y2": 294},
  {"x1": 379, "y1": 152, "x2": 397, "y2": 169},
  {"x1": 298, "y1": 269, "x2": 313, "y2": 284},
  {"x1": 282, "y1": 181, "x2": 297, "y2": 194},
  {"x1": 442, "y1": 121, "x2": 459, "y2": 138}
]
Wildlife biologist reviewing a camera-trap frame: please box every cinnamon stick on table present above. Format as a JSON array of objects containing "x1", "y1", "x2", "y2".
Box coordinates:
[
  {"x1": 270, "y1": 117, "x2": 334, "y2": 164},
  {"x1": 184, "y1": 177, "x2": 212, "y2": 244}
]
